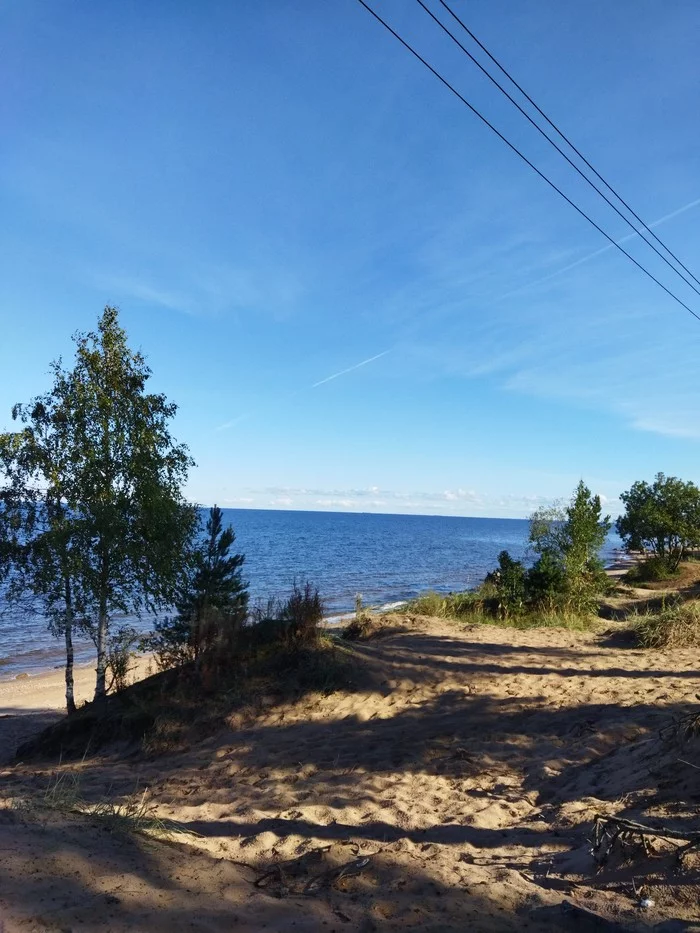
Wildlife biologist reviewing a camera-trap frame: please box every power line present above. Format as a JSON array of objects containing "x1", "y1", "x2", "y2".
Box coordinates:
[
  {"x1": 414, "y1": 0, "x2": 700, "y2": 301},
  {"x1": 354, "y1": 0, "x2": 700, "y2": 325},
  {"x1": 436, "y1": 0, "x2": 700, "y2": 292}
]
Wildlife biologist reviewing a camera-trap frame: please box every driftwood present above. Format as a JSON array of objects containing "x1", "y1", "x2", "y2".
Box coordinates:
[
  {"x1": 254, "y1": 846, "x2": 371, "y2": 897},
  {"x1": 593, "y1": 815, "x2": 700, "y2": 865}
]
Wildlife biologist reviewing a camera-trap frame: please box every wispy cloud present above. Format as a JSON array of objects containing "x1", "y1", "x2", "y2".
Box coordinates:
[
  {"x1": 233, "y1": 484, "x2": 566, "y2": 517},
  {"x1": 90, "y1": 274, "x2": 194, "y2": 315},
  {"x1": 499, "y1": 195, "x2": 700, "y2": 300}
]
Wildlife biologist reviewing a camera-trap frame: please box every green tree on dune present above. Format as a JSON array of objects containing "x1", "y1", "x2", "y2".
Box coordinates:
[
  {"x1": 152, "y1": 505, "x2": 248, "y2": 670},
  {"x1": 528, "y1": 481, "x2": 611, "y2": 611},
  {"x1": 0, "y1": 307, "x2": 197, "y2": 703},
  {"x1": 616, "y1": 473, "x2": 700, "y2": 573}
]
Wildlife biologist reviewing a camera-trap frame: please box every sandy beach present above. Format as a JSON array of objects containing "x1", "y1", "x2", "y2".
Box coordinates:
[
  {"x1": 0, "y1": 603, "x2": 698, "y2": 931},
  {"x1": 0, "y1": 657, "x2": 152, "y2": 760}
]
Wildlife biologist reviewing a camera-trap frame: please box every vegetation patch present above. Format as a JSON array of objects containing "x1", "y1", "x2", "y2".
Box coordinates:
[
  {"x1": 16, "y1": 631, "x2": 358, "y2": 762},
  {"x1": 403, "y1": 590, "x2": 595, "y2": 631},
  {"x1": 13, "y1": 771, "x2": 190, "y2": 839},
  {"x1": 404, "y1": 589, "x2": 485, "y2": 621},
  {"x1": 634, "y1": 599, "x2": 700, "y2": 649},
  {"x1": 625, "y1": 555, "x2": 681, "y2": 585},
  {"x1": 405, "y1": 481, "x2": 608, "y2": 631}
]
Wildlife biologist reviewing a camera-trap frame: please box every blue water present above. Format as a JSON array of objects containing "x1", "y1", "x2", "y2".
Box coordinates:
[
  {"x1": 228, "y1": 510, "x2": 532, "y2": 613},
  {"x1": 0, "y1": 509, "x2": 622, "y2": 680}
]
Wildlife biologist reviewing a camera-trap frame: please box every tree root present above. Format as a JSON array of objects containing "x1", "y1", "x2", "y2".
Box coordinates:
[{"x1": 593, "y1": 814, "x2": 700, "y2": 866}]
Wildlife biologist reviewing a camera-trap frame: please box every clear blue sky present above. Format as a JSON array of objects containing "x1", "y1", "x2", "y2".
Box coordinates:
[{"x1": 2, "y1": 0, "x2": 700, "y2": 517}]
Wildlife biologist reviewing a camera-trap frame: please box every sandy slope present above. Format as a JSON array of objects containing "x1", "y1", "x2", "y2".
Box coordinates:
[
  {"x1": 1, "y1": 615, "x2": 699, "y2": 931},
  {"x1": 0, "y1": 657, "x2": 153, "y2": 759}
]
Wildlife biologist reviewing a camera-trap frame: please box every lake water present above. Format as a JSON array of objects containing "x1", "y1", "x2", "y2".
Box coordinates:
[{"x1": 0, "y1": 508, "x2": 622, "y2": 680}]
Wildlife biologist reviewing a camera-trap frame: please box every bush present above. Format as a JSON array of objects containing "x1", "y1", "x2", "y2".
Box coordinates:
[
  {"x1": 525, "y1": 548, "x2": 567, "y2": 610},
  {"x1": 485, "y1": 550, "x2": 526, "y2": 617},
  {"x1": 635, "y1": 600, "x2": 700, "y2": 648},
  {"x1": 626, "y1": 555, "x2": 679, "y2": 584},
  {"x1": 245, "y1": 581, "x2": 324, "y2": 652},
  {"x1": 277, "y1": 580, "x2": 324, "y2": 646},
  {"x1": 106, "y1": 625, "x2": 140, "y2": 693}
]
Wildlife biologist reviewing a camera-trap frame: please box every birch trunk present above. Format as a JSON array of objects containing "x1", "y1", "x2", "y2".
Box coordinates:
[{"x1": 63, "y1": 577, "x2": 77, "y2": 714}]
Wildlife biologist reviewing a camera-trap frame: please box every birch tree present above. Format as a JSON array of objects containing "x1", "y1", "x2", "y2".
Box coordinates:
[{"x1": 1, "y1": 306, "x2": 197, "y2": 703}]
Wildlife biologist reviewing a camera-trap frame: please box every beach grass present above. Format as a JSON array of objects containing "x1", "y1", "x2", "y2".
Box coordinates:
[
  {"x1": 634, "y1": 598, "x2": 700, "y2": 648},
  {"x1": 404, "y1": 589, "x2": 596, "y2": 630}
]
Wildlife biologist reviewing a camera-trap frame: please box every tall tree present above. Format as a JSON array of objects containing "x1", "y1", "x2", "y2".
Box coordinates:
[{"x1": 1, "y1": 307, "x2": 197, "y2": 702}]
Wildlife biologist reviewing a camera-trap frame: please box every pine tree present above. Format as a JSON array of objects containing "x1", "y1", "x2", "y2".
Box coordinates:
[{"x1": 152, "y1": 506, "x2": 248, "y2": 669}]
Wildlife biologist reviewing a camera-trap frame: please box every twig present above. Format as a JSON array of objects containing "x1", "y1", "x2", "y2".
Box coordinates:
[{"x1": 593, "y1": 814, "x2": 700, "y2": 865}]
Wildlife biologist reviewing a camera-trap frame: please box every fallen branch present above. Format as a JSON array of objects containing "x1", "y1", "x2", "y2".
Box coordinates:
[
  {"x1": 659, "y1": 703, "x2": 700, "y2": 744},
  {"x1": 593, "y1": 814, "x2": 700, "y2": 865}
]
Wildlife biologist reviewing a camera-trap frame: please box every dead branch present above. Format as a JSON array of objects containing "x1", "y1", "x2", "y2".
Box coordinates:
[{"x1": 593, "y1": 814, "x2": 700, "y2": 865}]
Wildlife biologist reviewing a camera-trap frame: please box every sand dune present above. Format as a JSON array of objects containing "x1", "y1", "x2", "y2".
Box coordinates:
[{"x1": 1, "y1": 615, "x2": 699, "y2": 930}]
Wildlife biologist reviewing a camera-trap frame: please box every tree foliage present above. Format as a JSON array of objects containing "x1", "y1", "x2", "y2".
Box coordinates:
[
  {"x1": 528, "y1": 481, "x2": 611, "y2": 611},
  {"x1": 491, "y1": 481, "x2": 611, "y2": 614},
  {"x1": 0, "y1": 306, "x2": 196, "y2": 703},
  {"x1": 486, "y1": 550, "x2": 526, "y2": 618},
  {"x1": 152, "y1": 505, "x2": 248, "y2": 670},
  {"x1": 616, "y1": 473, "x2": 700, "y2": 572},
  {"x1": 0, "y1": 386, "x2": 87, "y2": 713}
]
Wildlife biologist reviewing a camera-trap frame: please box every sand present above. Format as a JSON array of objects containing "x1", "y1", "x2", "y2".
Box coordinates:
[
  {"x1": 1, "y1": 612, "x2": 699, "y2": 931},
  {"x1": 0, "y1": 657, "x2": 153, "y2": 759}
]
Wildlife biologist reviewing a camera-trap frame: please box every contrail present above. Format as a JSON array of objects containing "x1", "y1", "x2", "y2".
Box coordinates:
[
  {"x1": 500, "y1": 195, "x2": 700, "y2": 299},
  {"x1": 311, "y1": 349, "x2": 391, "y2": 388},
  {"x1": 216, "y1": 349, "x2": 391, "y2": 431}
]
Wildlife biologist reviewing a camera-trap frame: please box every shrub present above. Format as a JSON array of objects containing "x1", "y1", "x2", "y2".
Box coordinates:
[
  {"x1": 245, "y1": 582, "x2": 324, "y2": 652},
  {"x1": 106, "y1": 625, "x2": 140, "y2": 693},
  {"x1": 626, "y1": 555, "x2": 679, "y2": 584},
  {"x1": 277, "y1": 580, "x2": 323, "y2": 646},
  {"x1": 486, "y1": 550, "x2": 526, "y2": 617},
  {"x1": 635, "y1": 600, "x2": 700, "y2": 648},
  {"x1": 342, "y1": 594, "x2": 374, "y2": 640},
  {"x1": 525, "y1": 548, "x2": 567, "y2": 610}
]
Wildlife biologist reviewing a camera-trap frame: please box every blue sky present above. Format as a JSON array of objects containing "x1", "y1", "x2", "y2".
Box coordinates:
[{"x1": 2, "y1": 0, "x2": 700, "y2": 518}]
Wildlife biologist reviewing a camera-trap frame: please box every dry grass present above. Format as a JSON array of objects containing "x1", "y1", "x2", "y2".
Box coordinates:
[
  {"x1": 634, "y1": 598, "x2": 700, "y2": 648},
  {"x1": 13, "y1": 770, "x2": 193, "y2": 839}
]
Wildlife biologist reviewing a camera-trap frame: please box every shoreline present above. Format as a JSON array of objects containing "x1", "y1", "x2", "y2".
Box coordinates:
[
  {"x1": 0, "y1": 551, "x2": 640, "y2": 759},
  {"x1": 0, "y1": 551, "x2": 635, "y2": 685}
]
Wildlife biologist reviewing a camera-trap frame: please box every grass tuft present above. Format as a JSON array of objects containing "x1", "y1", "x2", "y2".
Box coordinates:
[
  {"x1": 634, "y1": 599, "x2": 700, "y2": 648},
  {"x1": 14, "y1": 771, "x2": 194, "y2": 839}
]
